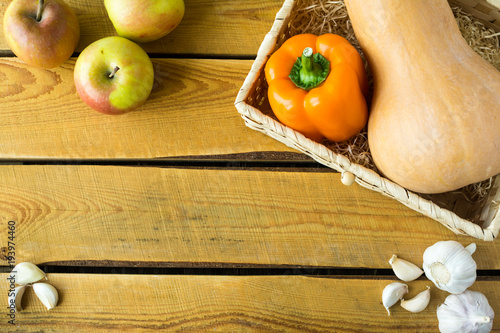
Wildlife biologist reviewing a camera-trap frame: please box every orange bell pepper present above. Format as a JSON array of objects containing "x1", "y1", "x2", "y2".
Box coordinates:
[{"x1": 265, "y1": 33, "x2": 369, "y2": 142}]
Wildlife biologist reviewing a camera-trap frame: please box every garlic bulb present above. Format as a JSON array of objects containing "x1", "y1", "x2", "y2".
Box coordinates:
[
  {"x1": 11, "y1": 262, "x2": 46, "y2": 285},
  {"x1": 400, "y1": 286, "x2": 431, "y2": 313},
  {"x1": 437, "y1": 290, "x2": 494, "y2": 333},
  {"x1": 382, "y1": 282, "x2": 408, "y2": 315},
  {"x1": 33, "y1": 283, "x2": 59, "y2": 310},
  {"x1": 389, "y1": 254, "x2": 424, "y2": 282},
  {"x1": 423, "y1": 241, "x2": 476, "y2": 294}
]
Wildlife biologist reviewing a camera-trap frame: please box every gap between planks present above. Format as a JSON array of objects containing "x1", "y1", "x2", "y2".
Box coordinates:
[{"x1": 0, "y1": 265, "x2": 498, "y2": 279}]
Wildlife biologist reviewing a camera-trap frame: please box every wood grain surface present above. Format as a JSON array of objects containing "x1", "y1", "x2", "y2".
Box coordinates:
[
  {"x1": 0, "y1": 0, "x2": 291, "y2": 160},
  {"x1": 0, "y1": 165, "x2": 498, "y2": 269},
  {"x1": 0, "y1": 57, "x2": 293, "y2": 159},
  {"x1": 0, "y1": 0, "x2": 282, "y2": 55},
  {"x1": 1, "y1": 0, "x2": 499, "y2": 331},
  {"x1": 1, "y1": 274, "x2": 499, "y2": 332}
]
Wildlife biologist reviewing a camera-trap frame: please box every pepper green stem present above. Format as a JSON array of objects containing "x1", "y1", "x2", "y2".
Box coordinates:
[
  {"x1": 36, "y1": 0, "x2": 44, "y2": 22},
  {"x1": 301, "y1": 47, "x2": 314, "y2": 71},
  {"x1": 289, "y1": 47, "x2": 330, "y2": 91}
]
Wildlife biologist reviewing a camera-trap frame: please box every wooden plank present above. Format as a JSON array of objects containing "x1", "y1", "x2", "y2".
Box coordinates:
[
  {"x1": 0, "y1": 57, "x2": 292, "y2": 159},
  {"x1": 0, "y1": 0, "x2": 282, "y2": 56},
  {"x1": 2, "y1": 274, "x2": 499, "y2": 332},
  {"x1": 1, "y1": 165, "x2": 499, "y2": 269}
]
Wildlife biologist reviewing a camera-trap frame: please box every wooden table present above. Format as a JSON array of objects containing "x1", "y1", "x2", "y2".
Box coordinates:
[{"x1": 0, "y1": 0, "x2": 499, "y2": 331}]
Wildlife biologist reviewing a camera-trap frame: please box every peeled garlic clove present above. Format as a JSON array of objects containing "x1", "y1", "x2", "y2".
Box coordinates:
[
  {"x1": 437, "y1": 290, "x2": 494, "y2": 333},
  {"x1": 400, "y1": 286, "x2": 431, "y2": 313},
  {"x1": 382, "y1": 282, "x2": 408, "y2": 315},
  {"x1": 341, "y1": 172, "x2": 355, "y2": 186},
  {"x1": 389, "y1": 254, "x2": 424, "y2": 282},
  {"x1": 33, "y1": 283, "x2": 58, "y2": 310},
  {"x1": 12, "y1": 262, "x2": 46, "y2": 285},
  {"x1": 8, "y1": 285, "x2": 26, "y2": 312},
  {"x1": 423, "y1": 241, "x2": 477, "y2": 294}
]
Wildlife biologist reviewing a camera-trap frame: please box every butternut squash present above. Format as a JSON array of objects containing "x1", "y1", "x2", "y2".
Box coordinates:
[{"x1": 344, "y1": 0, "x2": 500, "y2": 194}]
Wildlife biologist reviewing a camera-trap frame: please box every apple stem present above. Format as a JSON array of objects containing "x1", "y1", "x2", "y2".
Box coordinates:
[
  {"x1": 36, "y1": 0, "x2": 44, "y2": 22},
  {"x1": 109, "y1": 66, "x2": 120, "y2": 78}
]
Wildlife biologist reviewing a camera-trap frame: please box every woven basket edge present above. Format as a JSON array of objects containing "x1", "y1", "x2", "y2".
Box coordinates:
[
  {"x1": 237, "y1": 94, "x2": 498, "y2": 241},
  {"x1": 297, "y1": 139, "x2": 499, "y2": 241},
  {"x1": 235, "y1": 0, "x2": 295, "y2": 107},
  {"x1": 484, "y1": 0, "x2": 500, "y2": 10},
  {"x1": 450, "y1": 0, "x2": 500, "y2": 31},
  {"x1": 354, "y1": 174, "x2": 499, "y2": 241},
  {"x1": 239, "y1": 98, "x2": 499, "y2": 240}
]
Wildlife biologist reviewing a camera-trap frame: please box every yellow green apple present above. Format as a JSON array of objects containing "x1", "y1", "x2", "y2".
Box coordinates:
[
  {"x1": 104, "y1": 0, "x2": 185, "y2": 43},
  {"x1": 3, "y1": 0, "x2": 80, "y2": 69},
  {"x1": 74, "y1": 37, "x2": 154, "y2": 115}
]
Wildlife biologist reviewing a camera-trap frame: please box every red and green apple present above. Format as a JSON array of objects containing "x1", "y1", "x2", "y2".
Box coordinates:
[
  {"x1": 104, "y1": 0, "x2": 185, "y2": 43},
  {"x1": 74, "y1": 36, "x2": 155, "y2": 115},
  {"x1": 3, "y1": 0, "x2": 80, "y2": 69}
]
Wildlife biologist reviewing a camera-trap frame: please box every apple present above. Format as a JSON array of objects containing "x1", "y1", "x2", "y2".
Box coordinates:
[
  {"x1": 74, "y1": 36, "x2": 154, "y2": 115},
  {"x1": 104, "y1": 0, "x2": 185, "y2": 43},
  {"x1": 3, "y1": 0, "x2": 80, "y2": 69}
]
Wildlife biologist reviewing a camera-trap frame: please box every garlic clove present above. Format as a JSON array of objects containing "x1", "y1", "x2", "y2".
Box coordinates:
[
  {"x1": 341, "y1": 172, "x2": 356, "y2": 186},
  {"x1": 11, "y1": 262, "x2": 46, "y2": 285},
  {"x1": 382, "y1": 282, "x2": 408, "y2": 315},
  {"x1": 33, "y1": 283, "x2": 58, "y2": 310},
  {"x1": 423, "y1": 241, "x2": 477, "y2": 294},
  {"x1": 400, "y1": 286, "x2": 431, "y2": 313},
  {"x1": 437, "y1": 290, "x2": 494, "y2": 333},
  {"x1": 465, "y1": 243, "x2": 476, "y2": 255},
  {"x1": 8, "y1": 285, "x2": 26, "y2": 312},
  {"x1": 389, "y1": 254, "x2": 424, "y2": 282}
]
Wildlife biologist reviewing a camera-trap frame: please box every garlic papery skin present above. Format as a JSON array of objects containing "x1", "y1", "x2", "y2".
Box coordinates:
[
  {"x1": 33, "y1": 283, "x2": 58, "y2": 310},
  {"x1": 382, "y1": 282, "x2": 408, "y2": 315},
  {"x1": 423, "y1": 241, "x2": 477, "y2": 294},
  {"x1": 437, "y1": 290, "x2": 494, "y2": 333},
  {"x1": 389, "y1": 254, "x2": 424, "y2": 282},
  {"x1": 8, "y1": 285, "x2": 26, "y2": 312},
  {"x1": 400, "y1": 286, "x2": 431, "y2": 313},
  {"x1": 11, "y1": 262, "x2": 46, "y2": 285}
]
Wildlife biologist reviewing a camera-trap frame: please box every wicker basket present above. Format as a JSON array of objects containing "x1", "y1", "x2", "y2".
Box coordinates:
[{"x1": 235, "y1": 0, "x2": 500, "y2": 241}]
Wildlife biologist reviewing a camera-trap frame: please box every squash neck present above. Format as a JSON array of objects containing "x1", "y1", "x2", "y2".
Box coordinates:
[{"x1": 344, "y1": 0, "x2": 462, "y2": 52}]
